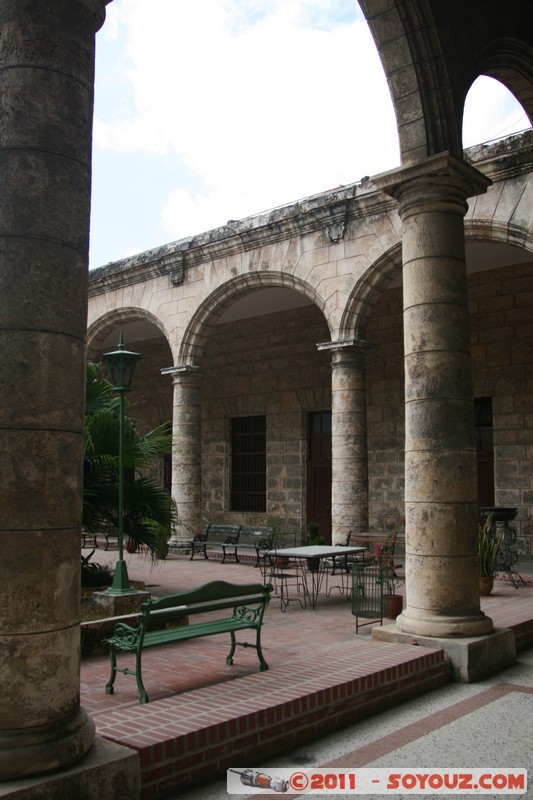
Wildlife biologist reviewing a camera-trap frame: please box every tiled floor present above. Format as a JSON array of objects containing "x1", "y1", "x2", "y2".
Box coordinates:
[{"x1": 80, "y1": 549, "x2": 533, "y2": 798}]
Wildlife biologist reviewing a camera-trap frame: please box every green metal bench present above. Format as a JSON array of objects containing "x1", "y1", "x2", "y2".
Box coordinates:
[
  {"x1": 189, "y1": 523, "x2": 241, "y2": 562},
  {"x1": 104, "y1": 580, "x2": 273, "y2": 703}
]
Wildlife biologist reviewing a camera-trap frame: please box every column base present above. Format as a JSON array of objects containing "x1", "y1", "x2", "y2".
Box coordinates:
[
  {"x1": 0, "y1": 736, "x2": 140, "y2": 799},
  {"x1": 0, "y1": 708, "x2": 95, "y2": 782},
  {"x1": 372, "y1": 624, "x2": 516, "y2": 682},
  {"x1": 395, "y1": 608, "x2": 494, "y2": 637}
]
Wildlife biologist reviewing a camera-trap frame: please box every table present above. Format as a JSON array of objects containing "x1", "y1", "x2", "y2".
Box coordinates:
[{"x1": 265, "y1": 545, "x2": 366, "y2": 608}]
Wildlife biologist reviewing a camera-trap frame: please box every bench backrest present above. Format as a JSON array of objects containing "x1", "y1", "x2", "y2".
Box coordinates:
[
  {"x1": 142, "y1": 581, "x2": 273, "y2": 620},
  {"x1": 204, "y1": 523, "x2": 240, "y2": 545},
  {"x1": 237, "y1": 526, "x2": 274, "y2": 549}
]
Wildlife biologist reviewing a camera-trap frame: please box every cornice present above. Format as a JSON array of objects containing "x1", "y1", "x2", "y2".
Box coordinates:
[
  {"x1": 88, "y1": 131, "x2": 532, "y2": 297},
  {"x1": 88, "y1": 177, "x2": 390, "y2": 296}
]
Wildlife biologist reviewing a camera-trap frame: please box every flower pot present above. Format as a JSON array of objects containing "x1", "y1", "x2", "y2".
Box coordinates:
[
  {"x1": 386, "y1": 594, "x2": 403, "y2": 619},
  {"x1": 479, "y1": 576, "x2": 494, "y2": 596},
  {"x1": 126, "y1": 538, "x2": 138, "y2": 554}
]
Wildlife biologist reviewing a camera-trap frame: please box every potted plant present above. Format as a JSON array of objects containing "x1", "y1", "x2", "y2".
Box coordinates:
[
  {"x1": 307, "y1": 522, "x2": 325, "y2": 571},
  {"x1": 374, "y1": 528, "x2": 403, "y2": 618},
  {"x1": 478, "y1": 513, "x2": 503, "y2": 595},
  {"x1": 307, "y1": 522, "x2": 325, "y2": 546}
]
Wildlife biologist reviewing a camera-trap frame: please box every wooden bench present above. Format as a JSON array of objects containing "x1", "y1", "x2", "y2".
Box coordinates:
[
  {"x1": 104, "y1": 580, "x2": 273, "y2": 704},
  {"x1": 232, "y1": 526, "x2": 274, "y2": 566},
  {"x1": 189, "y1": 524, "x2": 240, "y2": 562}
]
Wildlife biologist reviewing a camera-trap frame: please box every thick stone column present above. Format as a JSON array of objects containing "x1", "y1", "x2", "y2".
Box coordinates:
[
  {"x1": 376, "y1": 153, "x2": 493, "y2": 637},
  {"x1": 163, "y1": 365, "x2": 203, "y2": 539},
  {"x1": 0, "y1": 0, "x2": 109, "y2": 780},
  {"x1": 319, "y1": 340, "x2": 370, "y2": 543}
]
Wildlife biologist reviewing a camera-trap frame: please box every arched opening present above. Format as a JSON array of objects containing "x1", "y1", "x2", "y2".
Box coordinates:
[
  {"x1": 198, "y1": 285, "x2": 333, "y2": 541},
  {"x1": 88, "y1": 316, "x2": 174, "y2": 491},
  {"x1": 463, "y1": 75, "x2": 531, "y2": 147}
]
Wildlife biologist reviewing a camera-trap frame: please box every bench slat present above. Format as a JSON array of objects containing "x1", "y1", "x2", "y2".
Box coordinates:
[{"x1": 109, "y1": 616, "x2": 258, "y2": 650}]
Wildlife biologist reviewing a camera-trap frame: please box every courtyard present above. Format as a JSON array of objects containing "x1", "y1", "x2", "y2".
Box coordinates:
[{"x1": 79, "y1": 547, "x2": 533, "y2": 798}]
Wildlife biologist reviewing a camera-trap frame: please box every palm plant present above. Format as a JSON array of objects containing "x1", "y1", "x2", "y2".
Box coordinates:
[
  {"x1": 83, "y1": 362, "x2": 177, "y2": 555},
  {"x1": 478, "y1": 514, "x2": 504, "y2": 577}
]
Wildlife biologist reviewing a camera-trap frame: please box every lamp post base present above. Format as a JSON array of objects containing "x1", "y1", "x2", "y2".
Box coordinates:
[{"x1": 106, "y1": 559, "x2": 136, "y2": 595}]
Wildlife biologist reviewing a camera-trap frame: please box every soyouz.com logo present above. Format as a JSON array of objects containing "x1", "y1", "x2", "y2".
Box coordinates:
[{"x1": 227, "y1": 767, "x2": 527, "y2": 794}]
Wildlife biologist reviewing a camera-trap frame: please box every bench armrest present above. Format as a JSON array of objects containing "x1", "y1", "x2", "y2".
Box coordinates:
[{"x1": 106, "y1": 621, "x2": 142, "y2": 649}]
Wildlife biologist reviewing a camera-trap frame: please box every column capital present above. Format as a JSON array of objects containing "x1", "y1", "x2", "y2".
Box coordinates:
[
  {"x1": 373, "y1": 152, "x2": 492, "y2": 220},
  {"x1": 317, "y1": 338, "x2": 374, "y2": 353},
  {"x1": 161, "y1": 364, "x2": 202, "y2": 378}
]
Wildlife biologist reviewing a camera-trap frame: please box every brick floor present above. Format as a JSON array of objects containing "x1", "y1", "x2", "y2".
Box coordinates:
[{"x1": 80, "y1": 549, "x2": 533, "y2": 798}]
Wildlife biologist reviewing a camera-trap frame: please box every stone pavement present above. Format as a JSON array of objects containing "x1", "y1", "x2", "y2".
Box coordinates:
[{"x1": 80, "y1": 548, "x2": 533, "y2": 799}]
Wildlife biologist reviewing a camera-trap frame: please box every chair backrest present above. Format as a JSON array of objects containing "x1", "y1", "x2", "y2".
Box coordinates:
[{"x1": 337, "y1": 530, "x2": 353, "y2": 547}]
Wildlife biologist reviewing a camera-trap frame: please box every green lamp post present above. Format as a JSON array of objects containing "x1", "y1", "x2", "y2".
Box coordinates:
[{"x1": 103, "y1": 333, "x2": 141, "y2": 594}]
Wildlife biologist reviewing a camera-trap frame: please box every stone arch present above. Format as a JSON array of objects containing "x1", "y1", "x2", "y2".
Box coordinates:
[
  {"x1": 358, "y1": 0, "x2": 533, "y2": 164},
  {"x1": 358, "y1": 0, "x2": 461, "y2": 163},
  {"x1": 464, "y1": 218, "x2": 533, "y2": 255},
  {"x1": 339, "y1": 219, "x2": 533, "y2": 345},
  {"x1": 476, "y1": 39, "x2": 533, "y2": 126},
  {"x1": 86, "y1": 307, "x2": 170, "y2": 360},
  {"x1": 179, "y1": 271, "x2": 328, "y2": 365},
  {"x1": 340, "y1": 245, "x2": 402, "y2": 342}
]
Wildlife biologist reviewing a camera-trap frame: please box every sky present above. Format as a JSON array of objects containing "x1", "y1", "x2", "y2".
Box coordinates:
[{"x1": 89, "y1": 0, "x2": 531, "y2": 270}]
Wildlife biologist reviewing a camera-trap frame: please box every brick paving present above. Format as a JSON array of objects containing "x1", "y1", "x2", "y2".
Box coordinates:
[{"x1": 80, "y1": 549, "x2": 533, "y2": 798}]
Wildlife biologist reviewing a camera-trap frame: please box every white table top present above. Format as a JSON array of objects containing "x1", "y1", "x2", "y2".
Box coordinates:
[{"x1": 265, "y1": 545, "x2": 366, "y2": 559}]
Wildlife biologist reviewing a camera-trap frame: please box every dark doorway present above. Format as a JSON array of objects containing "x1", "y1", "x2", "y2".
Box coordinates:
[
  {"x1": 306, "y1": 411, "x2": 332, "y2": 543},
  {"x1": 475, "y1": 397, "x2": 494, "y2": 507}
]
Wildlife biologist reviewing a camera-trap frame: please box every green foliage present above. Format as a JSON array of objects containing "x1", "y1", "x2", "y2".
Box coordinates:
[
  {"x1": 83, "y1": 362, "x2": 177, "y2": 555},
  {"x1": 265, "y1": 515, "x2": 284, "y2": 545},
  {"x1": 307, "y1": 522, "x2": 325, "y2": 546},
  {"x1": 81, "y1": 549, "x2": 113, "y2": 588},
  {"x1": 478, "y1": 514, "x2": 504, "y2": 577}
]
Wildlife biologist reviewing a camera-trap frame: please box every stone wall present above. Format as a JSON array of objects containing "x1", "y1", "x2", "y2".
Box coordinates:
[
  {"x1": 470, "y1": 260, "x2": 533, "y2": 552},
  {"x1": 200, "y1": 304, "x2": 331, "y2": 538},
  {"x1": 366, "y1": 285, "x2": 405, "y2": 531},
  {"x1": 365, "y1": 260, "x2": 533, "y2": 551},
  {"x1": 91, "y1": 259, "x2": 533, "y2": 552}
]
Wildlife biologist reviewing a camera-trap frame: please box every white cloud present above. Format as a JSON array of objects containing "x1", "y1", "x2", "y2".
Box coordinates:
[
  {"x1": 94, "y1": 0, "x2": 399, "y2": 245},
  {"x1": 93, "y1": 2, "x2": 531, "y2": 264}
]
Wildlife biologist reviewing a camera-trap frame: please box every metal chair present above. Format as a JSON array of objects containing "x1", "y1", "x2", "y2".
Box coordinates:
[
  {"x1": 259, "y1": 549, "x2": 308, "y2": 611},
  {"x1": 323, "y1": 531, "x2": 364, "y2": 597}
]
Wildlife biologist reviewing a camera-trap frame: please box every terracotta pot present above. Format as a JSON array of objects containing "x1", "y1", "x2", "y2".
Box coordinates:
[
  {"x1": 479, "y1": 576, "x2": 494, "y2": 596},
  {"x1": 386, "y1": 594, "x2": 403, "y2": 619},
  {"x1": 125, "y1": 538, "x2": 138, "y2": 554}
]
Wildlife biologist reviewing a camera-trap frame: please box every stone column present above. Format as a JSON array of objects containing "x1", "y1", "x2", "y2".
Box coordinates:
[
  {"x1": 319, "y1": 339, "x2": 370, "y2": 543},
  {"x1": 0, "y1": 0, "x2": 109, "y2": 780},
  {"x1": 163, "y1": 365, "x2": 203, "y2": 540},
  {"x1": 375, "y1": 153, "x2": 493, "y2": 637}
]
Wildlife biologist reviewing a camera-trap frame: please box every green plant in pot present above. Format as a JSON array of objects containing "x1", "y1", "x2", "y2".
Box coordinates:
[
  {"x1": 478, "y1": 513, "x2": 503, "y2": 596},
  {"x1": 375, "y1": 529, "x2": 403, "y2": 618},
  {"x1": 307, "y1": 522, "x2": 325, "y2": 571},
  {"x1": 307, "y1": 522, "x2": 325, "y2": 546}
]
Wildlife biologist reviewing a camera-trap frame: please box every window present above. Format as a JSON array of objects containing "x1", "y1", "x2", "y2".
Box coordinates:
[{"x1": 231, "y1": 415, "x2": 266, "y2": 512}]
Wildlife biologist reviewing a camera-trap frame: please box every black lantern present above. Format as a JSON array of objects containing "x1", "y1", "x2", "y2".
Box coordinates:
[{"x1": 102, "y1": 333, "x2": 140, "y2": 392}]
